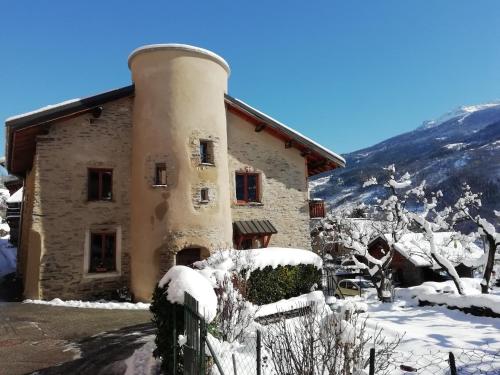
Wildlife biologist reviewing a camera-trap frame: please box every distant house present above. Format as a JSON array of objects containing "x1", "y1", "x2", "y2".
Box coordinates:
[
  {"x1": 367, "y1": 232, "x2": 484, "y2": 287},
  {"x1": 4, "y1": 44, "x2": 345, "y2": 301}
]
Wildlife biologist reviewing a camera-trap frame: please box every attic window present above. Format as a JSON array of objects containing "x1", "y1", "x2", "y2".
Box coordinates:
[
  {"x1": 155, "y1": 163, "x2": 167, "y2": 186},
  {"x1": 200, "y1": 140, "x2": 214, "y2": 165},
  {"x1": 200, "y1": 188, "x2": 209, "y2": 203}
]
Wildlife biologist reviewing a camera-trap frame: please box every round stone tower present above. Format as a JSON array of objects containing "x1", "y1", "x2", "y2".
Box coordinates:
[{"x1": 128, "y1": 44, "x2": 233, "y2": 301}]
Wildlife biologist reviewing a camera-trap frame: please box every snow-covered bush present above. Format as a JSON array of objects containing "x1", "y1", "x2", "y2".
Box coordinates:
[
  {"x1": 195, "y1": 248, "x2": 323, "y2": 305},
  {"x1": 150, "y1": 266, "x2": 217, "y2": 374},
  {"x1": 210, "y1": 272, "x2": 257, "y2": 343}
]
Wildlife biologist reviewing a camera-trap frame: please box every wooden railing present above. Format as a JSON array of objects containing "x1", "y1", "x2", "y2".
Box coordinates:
[{"x1": 309, "y1": 199, "x2": 325, "y2": 218}]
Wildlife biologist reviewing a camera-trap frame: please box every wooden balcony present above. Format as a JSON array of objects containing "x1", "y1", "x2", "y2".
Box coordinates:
[{"x1": 309, "y1": 199, "x2": 326, "y2": 218}]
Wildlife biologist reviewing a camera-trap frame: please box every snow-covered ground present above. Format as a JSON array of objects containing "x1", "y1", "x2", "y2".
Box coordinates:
[
  {"x1": 363, "y1": 297, "x2": 500, "y2": 353},
  {"x1": 24, "y1": 298, "x2": 150, "y2": 310}
]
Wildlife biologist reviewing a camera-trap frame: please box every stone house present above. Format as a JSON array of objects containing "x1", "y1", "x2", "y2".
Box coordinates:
[{"x1": 5, "y1": 44, "x2": 345, "y2": 302}]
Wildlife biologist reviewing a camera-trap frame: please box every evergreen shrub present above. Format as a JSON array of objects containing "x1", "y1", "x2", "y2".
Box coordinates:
[
  {"x1": 150, "y1": 283, "x2": 184, "y2": 375},
  {"x1": 247, "y1": 264, "x2": 322, "y2": 305}
]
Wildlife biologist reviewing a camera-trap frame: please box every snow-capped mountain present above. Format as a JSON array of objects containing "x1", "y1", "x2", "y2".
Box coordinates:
[{"x1": 310, "y1": 102, "x2": 500, "y2": 225}]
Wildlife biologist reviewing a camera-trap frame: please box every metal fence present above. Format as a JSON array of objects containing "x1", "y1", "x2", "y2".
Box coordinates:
[
  {"x1": 182, "y1": 291, "x2": 499, "y2": 375},
  {"x1": 205, "y1": 331, "x2": 262, "y2": 375},
  {"x1": 381, "y1": 348, "x2": 500, "y2": 375}
]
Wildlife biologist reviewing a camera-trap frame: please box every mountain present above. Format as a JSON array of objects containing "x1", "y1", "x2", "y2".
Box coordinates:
[{"x1": 310, "y1": 102, "x2": 500, "y2": 225}]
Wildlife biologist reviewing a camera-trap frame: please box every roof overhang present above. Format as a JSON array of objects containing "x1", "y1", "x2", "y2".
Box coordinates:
[
  {"x1": 224, "y1": 95, "x2": 345, "y2": 176},
  {"x1": 5, "y1": 85, "x2": 134, "y2": 175}
]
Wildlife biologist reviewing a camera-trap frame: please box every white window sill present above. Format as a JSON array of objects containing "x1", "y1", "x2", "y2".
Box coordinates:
[
  {"x1": 199, "y1": 162, "x2": 215, "y2": 167},
  {"x1": 83, "y1": 271, "x2": 121, "y2": 280},
  {"x1": 200, "y1": 200, "x2": 210, "y2": 204},
  {"x1": 235, "y1": 202, "x2": 264, "y2": 207},
  {"x1": 151, "y1": 184, "x2": 167, "y2": 188}
]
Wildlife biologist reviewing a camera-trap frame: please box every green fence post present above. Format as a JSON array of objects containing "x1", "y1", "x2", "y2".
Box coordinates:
[
  {"x1": 449, "y1": 352, "x2": 457, "y2": 375},
  {"x1": 256, "y1": 330, "x2": 262, "y2": 375},
  {"x1": 369, "y1": 348, "x2": 375, "y2": 375}
]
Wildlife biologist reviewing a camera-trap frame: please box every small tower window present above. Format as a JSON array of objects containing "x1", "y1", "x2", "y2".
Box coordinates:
[
  {"x1": 200, "y1": 140, "x2": 214, "y2": 165},
  {"x1": 155, "y1": 163, "x2": 167, "y2": 186},
  {"x1": 200, "y1": 188, "x2": 209, "y2": 203}
]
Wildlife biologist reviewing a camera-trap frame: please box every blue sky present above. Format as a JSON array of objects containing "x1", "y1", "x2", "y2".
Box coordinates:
[{"x1": 2, "y1": 1, "x2": 500, "y2": 155}]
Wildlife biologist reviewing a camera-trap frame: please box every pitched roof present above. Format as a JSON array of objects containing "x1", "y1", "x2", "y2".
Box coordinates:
[{"x1": 5, "y1": 85, "x2": 345, "y2": 176}]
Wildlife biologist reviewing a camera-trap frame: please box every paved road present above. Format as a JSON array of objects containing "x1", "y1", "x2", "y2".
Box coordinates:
[{"x1": 0, "y1": 302, "x2": 152, "y2": 375}]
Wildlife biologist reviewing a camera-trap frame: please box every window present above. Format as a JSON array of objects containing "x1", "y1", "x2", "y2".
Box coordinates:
[
  {"x1": 235, "y1": 173, "x2": 260, "y2": 203},
  {"x1": 155, "y1": 163, "x2": 167, "y2": 186},
  {"x1": 200, "y1": 140, "x2": 214, "y2": 164},
  {"x1": 89, "y1": 232, "x2": 116, "y2": 273},
  {"x1": 200, "y1": 188, "x2": 209, "y2": 202},
  {"x1": 88, "y1": 169, "x2": 113, "y2": 201}
]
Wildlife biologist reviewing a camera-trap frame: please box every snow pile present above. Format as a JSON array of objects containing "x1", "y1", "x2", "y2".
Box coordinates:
[
  {"x1": 255, "y1": 291, "x2": 324, "y2": 318},
  {"x1": 333, "y1": 297, "x2": 369, "y2": 316},
  {"x1": 24, "y1": 298, "x2": 150, "y2": 310},
  {"x1": 7, "y1": 187, "x2": 22, "y2": 203},
  {"x1": 124, "y1": 335, "x2": 160, "y2": 375},
  {"x1": 248, "y1": 247, "x2": 322, "y2": 271},
  {"x1": 0, "y1": 238, "x2": 17, "y2": 277},
  {"x1": 397, "y1": 279, "x2": 500, "y2": 315},
  {"x1": 158, "y1": 265, "x2": 217, "y2": 322}
]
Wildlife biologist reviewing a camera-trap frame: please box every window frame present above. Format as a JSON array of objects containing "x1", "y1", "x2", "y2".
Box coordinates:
[
  {"x1": 154, "y1": 163, "x2": 167, "y2": 186},
  {"x1": 235, "y1": 172, "x2": 260, "y2": 204},
  {"x1": 200, "y1": 188, "x2": 209, "y2": 203},
  {"x1": 88, "y1": 231, "x2": 116, "y2": 273},
  {"x1": 87, "y1": 168, "x2": 113, "y2": 201},
  {"x1": 199, "y1": 140, "x2": 214, "y2": 165}
]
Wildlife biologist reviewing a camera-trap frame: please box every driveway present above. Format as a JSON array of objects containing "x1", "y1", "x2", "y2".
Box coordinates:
[{"x1": 0, "y1": 302, "x2": 153, "y2": 375}]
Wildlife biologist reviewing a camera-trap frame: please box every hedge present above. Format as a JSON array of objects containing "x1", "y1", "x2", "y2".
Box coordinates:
[{"x1": 247, "y1": 264, "x2": 322, "y2": 305}]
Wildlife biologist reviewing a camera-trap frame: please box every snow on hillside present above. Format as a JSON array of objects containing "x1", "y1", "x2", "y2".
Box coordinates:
[
  {"x1": 310, "y1": 101, "x2": 500, "y2": 225},
  {"x1": 419, "y1": 101, "x2": 500, "y2": 130}
]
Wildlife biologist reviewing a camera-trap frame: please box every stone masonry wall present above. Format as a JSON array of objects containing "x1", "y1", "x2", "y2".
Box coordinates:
[
  {"x1": 227, "y1": 112, "x2": 312, "y2": 250},
  {"x1": 32, "y1": 98, "x2": 133, "y2": 300}
]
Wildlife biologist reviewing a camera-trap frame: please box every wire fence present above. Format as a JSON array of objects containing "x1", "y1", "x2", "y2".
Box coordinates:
[
  {"x1": 206, "y1": 332, "x2": 261, "y2": 375},
  {"x1": 383, "y1": 348, "x2": 500, "y2": 375},
  {"x1": 205, "y1": 334, "x2": 500, "y2": 375}
]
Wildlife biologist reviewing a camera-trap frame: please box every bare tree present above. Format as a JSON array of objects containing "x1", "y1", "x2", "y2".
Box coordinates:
[
  {"x1": 262, "y1": 303, "x2": 402, "y2": 375},
  {"x1": 330, "y1": 165, "x2": 413, "y2": 302},
  {"x1": 451, "y1": 184, "x2": 499, "y2": 294}
]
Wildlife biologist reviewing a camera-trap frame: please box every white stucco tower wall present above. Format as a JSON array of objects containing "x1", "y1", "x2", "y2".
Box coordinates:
[{"x1": 128, "y1": 44, "x2": 233, "y2": 301}]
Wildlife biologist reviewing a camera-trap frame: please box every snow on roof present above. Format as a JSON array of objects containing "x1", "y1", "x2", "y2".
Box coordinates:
[
  {"x1": 5, "y1": 99, "x2": 81, "y2": 123},
  {"x1": 128, "y1": 44, "x2": 230, "y2": 74},
  {"x1": 392, "y1": 232, "x2": 483, "y2": 268},
  {"x1": 228, "y1": 96, "x2": 346, "y2": 166},
  {"x1": 158, "y1": 265, "x2": 217, "y2": 322},
  {"x1": 7, "y1": 187, "x2": 22, "y2": 203}
]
